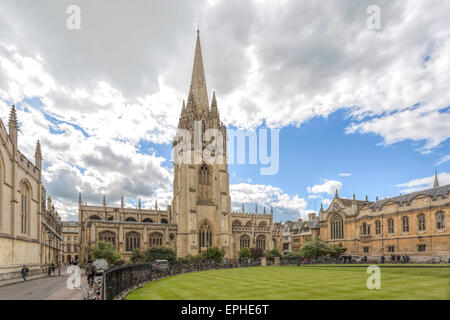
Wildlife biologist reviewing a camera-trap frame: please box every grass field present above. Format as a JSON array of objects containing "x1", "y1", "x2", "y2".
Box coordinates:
[{"x1": 126, "y1": 265, "x2": 450, "y2": 300}]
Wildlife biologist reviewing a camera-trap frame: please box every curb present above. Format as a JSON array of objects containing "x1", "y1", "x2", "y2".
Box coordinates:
[{"x1": 0, "y1": 275, "x2": 64, "y2": 288}]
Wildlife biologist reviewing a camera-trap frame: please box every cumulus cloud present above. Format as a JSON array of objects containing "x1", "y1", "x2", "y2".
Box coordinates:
[
  {"x1": 1, "y1": 0, "x2": 449, "y2": 218},
  {"x1": 307, "y1": 179, "x2": 342, "y2": 196},
  {"x1": 230, "y1": 183, "x2": 309, "y2": 221},
  {"x1": 436, "y1": 155, "x2": 450, "y2": 166},
  {"x1": 396, "y1": 172, "x2": 450, "y2": 193}
]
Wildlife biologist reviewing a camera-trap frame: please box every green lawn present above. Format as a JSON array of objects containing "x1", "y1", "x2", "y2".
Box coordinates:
[{"x1": 125, "y1": 265, "x2": 449, "y2": 300}]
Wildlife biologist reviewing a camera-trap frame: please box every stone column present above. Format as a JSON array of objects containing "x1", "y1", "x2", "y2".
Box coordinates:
[{"x1": 274, "y1": 256, "x2": 280, "y2": 266}]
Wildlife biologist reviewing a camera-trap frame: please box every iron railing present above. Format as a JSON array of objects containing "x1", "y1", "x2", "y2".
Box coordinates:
[{"x1": 102, "y1": 258, "x2": 303, "y2": 300}]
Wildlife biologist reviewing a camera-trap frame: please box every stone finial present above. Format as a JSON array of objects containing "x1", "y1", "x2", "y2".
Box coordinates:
[
  {"x1": 103, "y1": 195, "x2": 106, "y2": 207},
  {"x1": 138, "y1": 198, "x2": 141, "y2": 209},
  {"x1": 434, "y1": 170, "x2": 440, "y2": 188},
  {"x1": 263, "y1": 206, "x2": 266, "y2": 214},
  {"x1": 121, "y1": 196, "x2": 124, "y2": 208},
  {"x1": 365, "y1": 195, "x2": 368, "y2": 201},
  {"x1": 376, "y1": 196, "x2": 379, "y2": 201},
  {"x1": 155, "y1": 199, "x2": 158, "y2": 210},
  {"x1": 335, "y1": 189, "x2": 339, "y2": 198},
  {"x1": 242, "y1": 203, "x2": 245, "y2": 214},
  {"x1": 353, "y1": 193, "x2": 356, "y2": 200},
  {"x1": 255, "y1": 205, "x2": 258, "y2": 215},
  {"x1": 78, "y1": 193, "x2": 82, "y2": 204},
  {"x1": 320, "y1": 203, "x2": 324, "y2": 211},
  {"x1": 8, "y1": 105, "x2": 18, "y2": 146},
  {"x1": 211, "y1": 91, "x2": 218, "y2": 113},
  {"x1": 270, "y1": 206, "x2": 273, "y2": 215}
]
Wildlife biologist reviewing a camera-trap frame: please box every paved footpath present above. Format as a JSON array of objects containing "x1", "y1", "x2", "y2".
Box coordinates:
[{"x1": 0, "y1": 273, "x2": 90, "y2": 300}]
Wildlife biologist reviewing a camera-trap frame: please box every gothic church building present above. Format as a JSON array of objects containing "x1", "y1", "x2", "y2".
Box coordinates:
[{"x1": 79, "y1": 31, "x2": 275, "y2": 261}]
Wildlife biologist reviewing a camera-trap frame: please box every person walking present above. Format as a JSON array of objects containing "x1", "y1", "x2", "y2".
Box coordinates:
[
  {"x1": 21, "y1": 265, "x2": 29, "y2": 282},
  {"x1": 381, "y1": 255, "x2": 385, "y2": 264},
  {"x1": 85, "y1": 260, "x2": 97, "y2": 287}
]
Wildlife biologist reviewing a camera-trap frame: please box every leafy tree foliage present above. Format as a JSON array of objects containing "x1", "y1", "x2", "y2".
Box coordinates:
[
  {"x1": 144, "y1": 246, "x2": 177, "y2": 262},
  {"x1": 297, "y1": 239, "x2": 336, "y2": 259},
  {"x1": 130, "y1": 249, "x2": 145, "y2": 263},
  {"x1": 330, "y1": 242, "x2": 347, "y2": 258},
  {"x1": 239, "y1": 247, "x2": 251, "y2": 259},
  {"x1": 203, "y1": 247, "x2": 226, "y2": 262},
  {"x1": 264, "y1": 248, "x2": 282, "y2": 260},
  {"x1": 89, "y1": 241, "x2": 122, "y2": 265}
]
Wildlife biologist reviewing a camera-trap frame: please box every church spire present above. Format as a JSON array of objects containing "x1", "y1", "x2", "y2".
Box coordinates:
[
  {"x1": 434, "y1": 170, "x2": 440, "y2": 188},
  {"x1": 188, "y1": 29, "x2": 209, "y2": 114}
]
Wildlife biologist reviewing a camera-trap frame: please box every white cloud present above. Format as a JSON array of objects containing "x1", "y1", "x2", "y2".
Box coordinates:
[
  {"x1": 396, "y1": 172, "x2": 450, "y2": 193},
  {"x1": 307, "y1": 179, "x2": 342, "y2": 196},
  {"x1": 230, "y1": 183, "x2": 309, "y2": 221},
  {"x1": 338, "y1": 172, "x2": 352, "y2": 177},
  {"x1": 437, "y1": 155, "x2": 450, "y2": 166}
]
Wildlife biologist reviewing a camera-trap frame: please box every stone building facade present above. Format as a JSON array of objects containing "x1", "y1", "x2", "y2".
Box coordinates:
[
  {"x1": 62, "y1": 221, "x2": 79, "y2": 264},
  {"x1": 319, "y1": 176, "x2": 450, "y2": 262},
  {"x1": 0, "y1": 106, "x2": 62, "y2": 280},
  {"x1": 78, "y1": 30, "x2": 278, "y2": 261}
]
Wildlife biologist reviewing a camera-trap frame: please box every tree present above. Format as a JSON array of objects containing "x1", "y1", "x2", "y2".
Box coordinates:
[
  {"x1": 250, "y1": 247, "x2": 264, "y2": 258},
  {"x1": 203, "y1": 247, "x2": 226, "y2": 262},
  {"x1": 130, "y1": 249, "x2": 145, "y2": 263},
  {"x1": 89, "y1": 241, "x2": 122, "y2": 265},
  {"x1": 297, "y1": 239, "x2": 335, "y2": 259},
  {"x1": 239, "y1": 247, "x2": 251, "y2": 259},
  {"x1": 144, "y1": 246, "x2": 177, "y2": 262},
  {"x1": 330, "y1": 242, "x2": 347, "y2": 258},
  {"x1": 264, "y1": 248, "x2": 282, "y2": 260}
]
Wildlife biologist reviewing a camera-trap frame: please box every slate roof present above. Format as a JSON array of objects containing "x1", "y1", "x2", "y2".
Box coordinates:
[{"x1": 371, "y1": 184, "x2": 450, "y2": 210}]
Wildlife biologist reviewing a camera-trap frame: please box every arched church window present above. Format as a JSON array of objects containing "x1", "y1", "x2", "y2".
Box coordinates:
[
  {"x1": 330, "y1": 213, "x2": 344, "y2": 240},
  {"x1": 20, "y1": 180, "x2": 31, "y2": 235},
  {"x1": 198, "y1": 164, "x2": 211, "y2": 201},
  {"x1": 143, "y1": 218, "x2": 153, "y2": 223},
  {"x1": 256, "y1": 235, "x2": 266, "y2": 251},
  {"x1": 161, "y1": 218, "x2": 168, "y2": 224},
  {"x1": 125, "y1": 217, "x2": 137, "y2": 222},
  {"x1": 126, "y1": 232, "x2": 140, "y2": 251},
  {"x1": 198, "y1": 221, "x2": 213, "y2": 251},
  {"x1": 98, "y1": 231, "x2": 115, "y2": 246},
  {"x1": 89, "y1": 215, "x2": 101, "y2": 221},
  {"x1": 149, "y1": 232, "x2": 163, "y2": 247},
  {"x1": 240, "y1": 235, "x2": 250, "y2": 249}
]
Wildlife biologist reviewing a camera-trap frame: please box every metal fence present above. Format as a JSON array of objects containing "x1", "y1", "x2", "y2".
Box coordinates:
[{"x1": 102, "y1": 258, "x2": 302, "y2": 300}]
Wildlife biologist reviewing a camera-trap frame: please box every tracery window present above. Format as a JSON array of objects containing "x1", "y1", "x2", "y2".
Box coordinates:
[
  {"x1": 330, "y1": 213, "x2": 344, "y2": 239},
  {"x1": 149, "y1": 232, "x2": 163, "y2": 247},
  {"x1": 240, "y1": 235, "x2": 250, "y2": 249},
  {"x1": 20, "y1": 181, "x2": 31, "y2": 234},
  {"x1": 198, "y1": 221, "x2": 213, "y2": 251},
  {"x1": 126, "y1": 232, "x2": 140, "y2": 251},
  {"x1": 98, "y1": 231, "x2": 116, "y2": 246},
  {"x1": 198, "y1": 164, "x2": 211, "y2": 200},
  {"x1": 256, "y1": 235, "x2": 266, "y2": 250}
]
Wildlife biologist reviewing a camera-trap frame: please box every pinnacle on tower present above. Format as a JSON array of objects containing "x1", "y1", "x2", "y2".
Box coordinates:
[
  {"x1": 188, "y1": 29, "x2": 209, "y2": 114},
  {"x1": 211, "y1": 91, "x2": 218, "y2": 113},
  {"x1": 242, "y1": 203, "x2": 245, "y2": 214},
  {"x1": 78, "y1": 193, "x2": 82, "y2": 204},
  {"x1": 103, "y1": 195, "x2": 106, "y2": 207},
  {"x1": 121, "y1": 196, "x2": 124, "y2": 208},
  {"x1": 138, "y1": 198, "x2": 141, "y2": 209},
  {"x1": 35, "y1": 140, "x2": 42, "y2": 158},
  {"x1": 433, "y1": 170, "x2": 440, "y2": 188},
  {"x1": 335, "y1": 189, "x2": 339, "y2": 198},
  {"x1": 8, "y1": 105, "x2": 18, "y2": 128}
]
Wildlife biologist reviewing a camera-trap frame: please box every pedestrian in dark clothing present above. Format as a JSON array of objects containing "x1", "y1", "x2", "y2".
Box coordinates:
[
  {"x1": 85, "y1": 261, "x2": 97, "y2": 287},
  {"x1": 21, "y1": 265, "x2": 29, "y2": 281},
  {"x1": 381, "y1": 255, "x2": 385, "y2": 264}
]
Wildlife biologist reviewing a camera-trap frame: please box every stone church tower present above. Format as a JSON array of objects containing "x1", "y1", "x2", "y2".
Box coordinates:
[{"x1": 172, "y1": 30, "x2": 233, "y2": 258}]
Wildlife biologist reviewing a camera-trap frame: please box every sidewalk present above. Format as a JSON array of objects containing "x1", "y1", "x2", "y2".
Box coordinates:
[{"x1": 0, "y1": 273, "x2": 49, "y2": 287}]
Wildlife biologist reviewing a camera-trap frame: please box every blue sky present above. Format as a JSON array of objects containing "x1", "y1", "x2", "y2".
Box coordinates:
[{"x1": 0, "y1": 0, "x2": 449, "y2": 221}]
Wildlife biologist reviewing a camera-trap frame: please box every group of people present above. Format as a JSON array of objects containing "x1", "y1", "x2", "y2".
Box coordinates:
[{"x1": 380, "y1": 254, "x2": 410, "y2": 263}]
